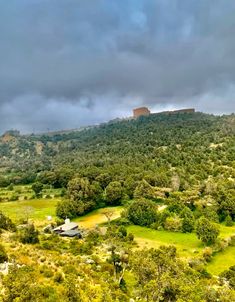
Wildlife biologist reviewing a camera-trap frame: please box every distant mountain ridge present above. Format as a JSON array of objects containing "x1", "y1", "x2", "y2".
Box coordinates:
[{"x1": 0, "y1": 111, "x2": 234, "y2": 181}]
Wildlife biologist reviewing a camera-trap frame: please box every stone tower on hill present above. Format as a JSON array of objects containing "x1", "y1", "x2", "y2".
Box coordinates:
[{"x1": 133, "y1": 107, "x2": 151, "y2": 118}]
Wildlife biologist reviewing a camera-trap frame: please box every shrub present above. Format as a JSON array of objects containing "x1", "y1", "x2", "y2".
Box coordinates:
[
  {"x1": 18, "y1": 224, "x2": 39, "y2": 244},
  {"x1": 225, "y1": 215, "x2": 233, "y2": 226},
  {"x1": 8, "y1": 183, "x2": 14, "y2": 191},
  {"x1": 127, "y1": 199, "x2": 157, "y2": 227},
  {"x1": 229, "y1": 235, "x2": 235, "y2": 246},
  {"x1": 202, "y1": 247, "x2": 213, "y2": 262},
  {"x1": 127, "y1": 233, "x2": 134, "y2": 242},
  {"x1": 181, "y1": 217, "x2": 194, "y2": 233},
  {"x1": 9, "y1": 194, "x2": 19, "y2": 201},
  {"x1": 196, "y1": 217, "x2": 220, "y2": 245},
  {"x1": 0, "y1": 211, "x2": 16, "y2": 231},
  {"x1": 0, "y1": 244, "x2": 8, "y2": 263},
  {"x1": 54, "y1": 272, "x2": 64, "y2": 283},
  {"x1": 164, "y1": 215, "x2": 182, "y2": 232},
  {"x1": 31, "y1": 182, "x2": 43, "y2": 197},
  {"x1": 118, "y1": 226, "x2": 127, "y2": 238},
  {"x1": 220, "y1": 266, "x2": 235, "y2": 289}
]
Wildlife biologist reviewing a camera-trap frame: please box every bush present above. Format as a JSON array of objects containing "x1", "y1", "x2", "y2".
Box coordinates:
[
  {"x1": 164, "y1": 215, "x2": 182, "y2": 232},
  {"x1": 220, "y1": 266, "x2": 235, "y2": 289},
  {"x1": 0, "y1": 211, "x2": 16, "y2": 231},
  {"x1": 127, "y1": 199, "x2": 157, "y2": 227},
  {"x1": 196, "y1": 217, "x2": 220, "y2": 245},
  {"x1": 225, "y1": 215, "x2": 233, "y2": 226},
  {"x1": 180, "y1": 208, "x2": 195, "y2": 233},
  {"x1": 54, "y1": 272, "x2": 64, "y2": 283},
  {"x1": 8, "y1": 183, "x2": 14, "y2": 191},
  {"x1": 18, "y1": 224, "x2": 39, "y2": 244},
  {"x1": 229, "y1": 235, "x2": 235, "y2": 246},
  {"x1": 181, "y1": 217, "x2": 194, "y2": 233},
  {"x1": 0, "y1": 244, "x2": 8, "y2": 263},
  {"x1": 127, "y1": 233, "x2": 134, "y2": 241},
  {"x1": 31, "y1": 182, "x2": 43, "y2": 197},
  {"x1": 118, "y1": 226, "x2": 127, "y2": 238},
  {"x1": 9, "y1": 194, "x2": 19, "y2": 201},
  {"x1": 202, "y1": 247, "x2": 213, "y2": 262}
]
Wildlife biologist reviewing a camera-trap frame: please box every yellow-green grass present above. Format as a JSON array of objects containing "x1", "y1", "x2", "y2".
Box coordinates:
[
  {"x1": 219, "y1": 224, "x2": 235, "y2": 239},
  {"x1": 0, "y1": 198, "x2": 58, "y2": 223},
  {"x1": 73, "y1": 206, "x2": 123, "y2": 228},
  {"x1": 206, "y1": 246, "x2": 235, "y2": 276},
  {"x1": 127, "y1": 225, "x2": 204, "y2": 258},
  {"x1": 127, "y1": 224, "x2": 235, "y2": 259}
]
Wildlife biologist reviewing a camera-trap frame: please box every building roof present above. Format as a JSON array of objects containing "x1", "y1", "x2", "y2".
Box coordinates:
[
  {"x1": 53, "y1": 222, "x2": 78, "y2": 232},
  {"x1": 60, "y1": 229, "x2": 82, "y2": 237}
]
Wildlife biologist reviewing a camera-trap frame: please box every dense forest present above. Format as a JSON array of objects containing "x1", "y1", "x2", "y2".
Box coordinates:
[{"x1": 0, "y1": 112, "x2": 235, "y2": 301}]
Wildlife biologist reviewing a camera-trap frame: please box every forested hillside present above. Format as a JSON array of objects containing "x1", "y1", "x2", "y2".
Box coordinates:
[{"x1": 1, "y1": 112, "x2": 235, "y2": 182}]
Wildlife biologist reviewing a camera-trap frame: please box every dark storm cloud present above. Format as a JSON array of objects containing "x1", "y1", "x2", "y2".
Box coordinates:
[{"x1": 0, "y1": 0, "x2": 235, "y2": 133}]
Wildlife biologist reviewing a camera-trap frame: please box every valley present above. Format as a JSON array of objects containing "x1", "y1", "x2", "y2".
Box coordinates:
[{"x1": 0, "y1": 112, "x2": 235, "y2": 301}]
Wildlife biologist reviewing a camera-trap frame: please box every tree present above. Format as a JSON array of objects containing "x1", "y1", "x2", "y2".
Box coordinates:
[
  {"x1": 180, "y1": 207, "x2": 195, "y2": 233},
  {"x1": 107, "y1": 246, "x2": 129, "y2": 285},
  {"x1": 105, "y1": 181, "x2": 123, "y2": 205},
  {"x1": 68, "y1": 177, "x2": 94, "y2": 202},
  {"x1": 102, "y1": 209, "x2": 114, "y2": 226},
  {"x1": 133, "y1": 179, "x2": 155, "y2": 200},
  {"x1": 56, "y1": 177, "x2": 97, "y2": 218},
  {"x1": 96, "y1": 173, "x2": 111, "y2": 189},
  {"x1": 181, "y1": 217, "x2": 194, "y2": 233},
  {"x1": 131, "y1": 245, "x2": 205, "y2": 302},
  {"x1": 31, "y1": 182, "x2": 43, "y2": 197},
  {"x1": 225, "y1": 214, "x2": 233, "y2": 227},
  {"x1": 127, "y1": 199, "x2": 157, "y2": 227},
  {"x1": 196, "y1": 217, "x2": 220, "y2": 245}
]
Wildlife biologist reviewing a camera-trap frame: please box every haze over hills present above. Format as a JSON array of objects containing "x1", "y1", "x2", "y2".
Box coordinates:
[{"x1": 0, "y1": 106, "x2": 218, "y2": 137}]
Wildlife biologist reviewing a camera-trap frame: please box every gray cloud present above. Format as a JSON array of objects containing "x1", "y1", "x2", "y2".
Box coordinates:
[{"x1": 0, "y1": 0, "x2": 235, "y2": 133}]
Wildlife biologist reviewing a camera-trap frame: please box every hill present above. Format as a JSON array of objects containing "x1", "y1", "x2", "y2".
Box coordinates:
[{"x1": 0, "y1": 111, "x2": 235, "y2": 188}]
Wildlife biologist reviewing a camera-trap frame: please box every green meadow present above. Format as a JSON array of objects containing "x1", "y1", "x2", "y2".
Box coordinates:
[
  {"x1": 127, "y1": 225, "x2": 204, "y2": 258},
  {"x1": 206, "y1": 246, "x2": 235, "y2": 275},
  {"x1": 0, "y1": 198, "x2": 58, "y2": 223}
]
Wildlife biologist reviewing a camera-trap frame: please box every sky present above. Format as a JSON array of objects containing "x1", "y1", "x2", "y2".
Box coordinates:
[{"x1": 0, "y1": 0, "x2": 235, "y2": 134}]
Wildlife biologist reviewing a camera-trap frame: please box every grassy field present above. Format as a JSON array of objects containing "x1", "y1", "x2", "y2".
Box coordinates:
[
  {"x1": 219, "y1": 224, "x2": 235, "y2": 238},
  {"x1": 127, "y1": 225, "x2": 204, "y2": 258},
  {"x1": 73, "y1": 206, "x2": 123, "y2": 228},
  {"x1": 207, "y1": 246, "x2": 235, "y2": 275},
  {"x1": 0, "y1": 198, "x2": 58, "y2": 224},
  {"x1": 127, "y1": 223, "x2": 235, "y2": 259}
]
